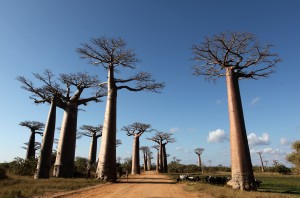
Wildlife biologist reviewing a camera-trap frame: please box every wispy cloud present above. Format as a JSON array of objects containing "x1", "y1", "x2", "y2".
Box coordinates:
[
  {"x1": 247, "y1": 133, "x2": 270, "y2": 146},
  {"x1": 207, "y1": 129, "x2": 229, "y2": 143},
  {"x1": 170, "y1": 127, "x2": 179, "y2": 133},
  {"x1": 251, "y1": 96, "x2": 261, "y2": 105},
  {"x1": 216, "y1": 99, "x2": 223, "y2": 105},
  {"x1": 280, "y1": 138, "x2": 291, "y2": 146},
  {"x1": 187, "y1": 128, "x2": 197, "y2": 132},
  {"x1": 175, "y1": 147, "x2": 191, "y2": 153},
  {"x1": 250, "y1": 147, "x2": 286, "y2": 155}
]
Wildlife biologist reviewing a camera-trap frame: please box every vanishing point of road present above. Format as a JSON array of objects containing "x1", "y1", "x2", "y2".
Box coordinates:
[{"x1": 47, "y1": 171, "x2": 212, "y2": 198}]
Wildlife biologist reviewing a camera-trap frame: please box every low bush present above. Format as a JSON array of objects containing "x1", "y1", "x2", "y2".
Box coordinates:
[{"x1": 8, "y1": 157, "x2": 37, "y2": 176}]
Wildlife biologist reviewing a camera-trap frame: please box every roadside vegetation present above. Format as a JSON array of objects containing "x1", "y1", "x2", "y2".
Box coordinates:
[
  {"x1": 0, "y1": 156, "x2": 133, "y2": 198},
  {"x1": 168, "y1": 162, "x2": 300, "y2": 197}
]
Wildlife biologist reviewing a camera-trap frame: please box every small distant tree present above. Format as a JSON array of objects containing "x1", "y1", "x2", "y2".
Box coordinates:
[
  {"x1": 264, "y1": 160, "x2": 269, "y2": 168},
  {"x1": 148, "y1": 132, "x2": 175, "y2": 173},
  {"x1": 79, "y1": 125, "x2": 103, "y2": 164},
  {"x1": 192, "y1": 32, "x2": 280, "y2": 191},
  {"x1": 19, "y1": 121, "x2": 44, "y2": 160},
  {"x1": 140, "y1": 146, "x2": 150, "y2": 171},
  {"x1": 121, "y1": 122, "x2": 152, "y2": 174},
  {"x1": 194, "y1": 148, "x2": 205, "y2": 172},
  {"x1": 257, "y1": 151, "x2": 265, "y2": 172},
  {"x1": 286, "y1": 140, "x2": 300, "y2": 173}
]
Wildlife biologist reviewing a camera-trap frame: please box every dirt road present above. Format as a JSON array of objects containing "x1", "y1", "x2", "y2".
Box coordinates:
[{"x1": 50, "y1": 171, "x2": 212, "y2": 198}]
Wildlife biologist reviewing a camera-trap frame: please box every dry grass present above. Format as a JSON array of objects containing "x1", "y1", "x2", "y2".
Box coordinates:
[
  {"x1": 182, "y1": 172, "x2": 300, "y2": 198},
  {"x1": 0, "y1": 174, "x2": 103, "y2": 198}
]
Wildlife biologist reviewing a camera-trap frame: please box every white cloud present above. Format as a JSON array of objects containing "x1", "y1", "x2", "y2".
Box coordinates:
[
  {"x1": 251, "y1": 96, "x2": 261, "y2": 105},
  {"x1": 207, "y1": 129, "x2": 229, "y2": 143},
  {"x1": 280, "y1": 138, "x2": 291, "y2": 146},
  {"x1": 247, "y1": 133, "x2": 270, "y2": 146},
  {"x1": 170, "y1": 127, "x2": 179, "y2": 133}
]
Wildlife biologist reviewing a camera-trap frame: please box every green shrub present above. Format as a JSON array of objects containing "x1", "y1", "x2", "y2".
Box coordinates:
[
  {"x1": 270, "y1": 164, "x2": 292, "y2": 174},
  {"x1": 74, "y1": 157, "x2": 88, "y2": 178},
  {"x1": 8, "y1": 157, "x2": 37, "y2": 176}
]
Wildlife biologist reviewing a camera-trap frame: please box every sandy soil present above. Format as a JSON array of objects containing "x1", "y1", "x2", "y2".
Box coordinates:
[{"x1": 47, "y1": 171, "x2": 212, "y2": 198}]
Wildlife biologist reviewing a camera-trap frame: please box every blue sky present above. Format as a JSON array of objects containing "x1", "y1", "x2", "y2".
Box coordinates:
[{"x1": 0, "y1": 0, "x2": 299, "y2": 167}]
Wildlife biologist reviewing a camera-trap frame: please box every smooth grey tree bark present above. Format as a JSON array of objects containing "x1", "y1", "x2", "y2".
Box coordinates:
[{"x1": 35, "y1": 97, "x2": 56, "y2": 178}]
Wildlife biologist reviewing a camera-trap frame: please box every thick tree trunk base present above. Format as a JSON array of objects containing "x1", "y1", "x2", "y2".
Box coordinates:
[
  {"x1": 53, "y1": 165, "x2": 74, "y2": 178},
  {"x1": 227, "y1": 173, "x2": 257, "y2": 191},
  {"x1": 96, "y1": 171, "x2": 117, "y2": 182},
  {"x1": 34, "y1": 162, "x2": 51, "y2": 179}
]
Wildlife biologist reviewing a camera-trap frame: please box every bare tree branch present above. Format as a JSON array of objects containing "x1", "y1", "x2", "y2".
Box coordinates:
[{"x1": 192, "y1": 32, "x2": 281, "y2": 81}]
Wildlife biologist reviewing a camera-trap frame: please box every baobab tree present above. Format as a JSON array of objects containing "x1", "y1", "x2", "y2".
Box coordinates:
[
  {"x1": 148, "y1": 132, "x2": 175, "y2": 173},
  {"x1": 79, "y1": 125, "x2": 103, "y2": 164},
  {"x1": 19, "y1": 71, "x2": 64, "y2": 178},
  {"x1": 19, "y1": 121, "x2": 44, "y2": 160},
  {"x1": 257, "y1": 151, "x2": 265, "y2": 172},
  {"x1": 140, "y1": 146, "x2": 150, "y2": 171},
  {"x1": 18, "y1": 70, "x2": 106, "y2": 178},
  {"x1": 147, "y1": 151, "x2": 153, "y2": 171},
  {"x1": 121, "y1": 122, "x2": 152, "y2": 174},
  {"x1": 77, "y1": 36, "x2": 165, "y2": 181},
  {"x1": 194, "y1": 148, "x2": 205, "y2": 172},
  {"x1": 22, "y1": 142, "x2": 41, "y2": 158},
  {"x1": 152, "y1": 145, "x2": 159, "y2": 172},
  {"x1": 264, "y1": 160, "x2": 269, "y2": 168},
  {"x1": 192, "y1": 32, "x2": 280, "y2": 190}
]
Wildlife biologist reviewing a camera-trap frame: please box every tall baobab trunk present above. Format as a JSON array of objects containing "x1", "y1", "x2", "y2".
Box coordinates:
[
  {"x1": 258, "y1": 152, "x2": 265, "y2": 172},
  {"x1": 156, "y1": 150, "x2": 159, "y2": 172},
  {"x1": 96, "y1": 67, "x2": 117, "y2": 181},
  {"x1": 53, "y1": 103, "x2": 78, "y2": 178},
  {"x1": 158, "y1": 140, "x2": 163, "y2": 173},
  {"x1": 197, "y1": 154, "x2": 203, "y2": 172},
  {"x1": 226, "y1": 68, "x2": 256, "y2": 191},
  {"x1": 131, "y1": 136, "x2": 140, "y2": 174},
  {"x1": 147, "y1": 153, "x2": 151, "y2": 171},
  {"x1": 143, "y1": 150, "x2": 148, "y2": 171},
  {"x1": 162, "y1": 144, "x2": 168, "y2": 173},
  {"x1": 35, "y1": 98, "x2": 56, "y2": 179},
  {"x1": 89, "y1": 133, "x2": 98, "y2": 164},
  {"x1": 26, "y1": 130, "x2": 36, "y2": 159}
]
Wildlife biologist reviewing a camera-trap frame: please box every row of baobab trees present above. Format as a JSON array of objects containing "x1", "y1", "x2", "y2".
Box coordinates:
[
  {"x1": 18, "y1": 119, "x2": 183, "y2": 176},
  {"x1": 17, "y1": 37, "x2": 165, "y2": 180},
  {"x1": 18, "y1": 31, "x2": 280, "y2": 191}
]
